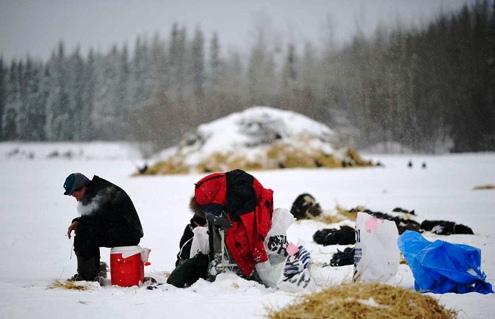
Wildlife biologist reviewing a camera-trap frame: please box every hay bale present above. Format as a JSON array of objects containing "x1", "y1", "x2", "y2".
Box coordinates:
[
  {"x1": 314, "y1": 153, "x2": 342, "y2": 168},
  {"x1": 140, "y1": 155, "x2": 189, "y2": 175},
  {"x1": 197, "y1": 152, "x2": 264, "y2": 173},
  {"x1": 135, "y1": 143, "x2": 373, "y2": 175},
  {"x1": 267, "y1": 283, "x2": 456, "y2": 319},
  {"x1": 266, "y1": 143, "x2": 319, "y2": 168}
]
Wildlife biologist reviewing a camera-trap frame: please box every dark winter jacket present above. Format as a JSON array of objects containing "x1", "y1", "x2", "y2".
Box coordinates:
[
  {"x1": 194, "y1": 169, "x2": 273, "y2": 277},
  {"x1": 74, "y1": 176, "x2": 143, "y2": 253},
  {"x1": 175, "y1": 215, "x2": 207, "y2": 267}
]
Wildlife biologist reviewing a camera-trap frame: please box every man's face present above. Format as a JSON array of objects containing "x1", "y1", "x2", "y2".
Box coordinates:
[{"x1": 71, "y1": 187, "x2": 86, "y2": 202}]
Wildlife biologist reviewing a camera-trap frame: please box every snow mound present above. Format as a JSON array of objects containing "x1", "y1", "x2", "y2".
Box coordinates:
[{"x1": 142, "y1": 106, "x2": 372, "y2": 174}]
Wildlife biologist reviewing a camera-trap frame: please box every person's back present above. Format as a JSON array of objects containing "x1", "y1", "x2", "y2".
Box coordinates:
[{"x1": 80, "y1": 176, "x2": 143, "y2": 245}]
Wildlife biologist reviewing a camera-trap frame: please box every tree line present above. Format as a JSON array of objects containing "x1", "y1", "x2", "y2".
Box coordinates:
[{"x1": 0, "y1": 1, "x2": 493, "y2": 153}]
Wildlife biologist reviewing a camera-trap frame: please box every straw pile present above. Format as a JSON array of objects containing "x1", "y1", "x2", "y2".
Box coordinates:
[
  {"x1": 267, "y1": 283, "x2": 456, "y2": 319},
  {"x1": 138, "y1": 146, "x2": 373, "y2": 175},
  {"x1": 313, "y1": 205, "x2": 363, "y2": 224},
  {"x1": 48, "y1": 280, "x2": 92, "y2": 291},
  {"x1": 473, "y1": 184, "x2": 495, "y2": 190}
]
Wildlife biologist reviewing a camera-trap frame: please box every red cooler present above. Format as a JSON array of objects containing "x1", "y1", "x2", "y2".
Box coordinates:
[{"x1": 110, "y1": 246, "x2": 145, "y2": 287}]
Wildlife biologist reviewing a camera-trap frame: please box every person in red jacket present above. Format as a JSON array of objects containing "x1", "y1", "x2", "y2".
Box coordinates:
[{"x1": 168, "y1": 169, "x2": 274, "y2": 287}]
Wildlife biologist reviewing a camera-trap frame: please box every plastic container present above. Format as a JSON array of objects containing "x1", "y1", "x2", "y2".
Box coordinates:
[{"x1": 110, "y1": 246, "x2": 145, "y2": 287}]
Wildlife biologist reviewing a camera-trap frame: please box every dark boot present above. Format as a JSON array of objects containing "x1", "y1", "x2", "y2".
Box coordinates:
[
  {"x1": 76, "y1": 255, "x2": 100, "y2": 281},
  {"x1": 167, "y1": 253, "x2": 209, "y2": 288}
]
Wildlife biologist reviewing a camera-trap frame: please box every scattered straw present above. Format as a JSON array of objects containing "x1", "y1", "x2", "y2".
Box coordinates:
[
  {"x1": 314, "y1": 214, "x2": 347, "y2": 224},
  {"x1": 473, "y1": 184, "x2": 495, "y2": 190},
  {"x1": 313, "y1": 205, "x2": 364, "y2": 224},
  {"x1": 48, "y1": 280, "x2": 92, "y2": 291},
  {"x1": 335, "y1": 204, "x2": 365, "y2": 221},
  {"x1": 267, "y1": 283, "x2": 457, "y2": 319}
]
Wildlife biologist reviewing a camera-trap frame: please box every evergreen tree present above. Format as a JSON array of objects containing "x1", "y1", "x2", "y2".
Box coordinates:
[
  {"x1": 221, "y1": 50, "x2": 245, "y2": 112},
  {"x1": 68, "y1": 47, "x2": 87, "y2": 140},
  {"x1": 3, "y1": 108, "x2": 17, "y2": 140},
  {"x1": 45, "y1": 41, "x2": 71, "y2": 141},
  {"x1": 150, "y1": 33, "x2": 168, "y2": 96},
  {"x1": 0, "y1": 57, "x2": 5, "y2": 140},
  {"x1": 191, "y1": 27, "x2": 205, "y2": 101},
  {"x1": 247, "y1": 29, "x2": 276, "y2": 105},
  {"x1": 168, "y1": 24, "x2": 187, "y2": 103},
  {"x1": 22, "y1": 58, "x2": 46, "y2": 140},
  {"x1": 4, "y1": 61, "x2": 21, "y2": 140},
  {"x1": 281, "y1": 43, "x2": 297, "y2": 92},
  {"x1": 115, "y1": 44, "x2": 131, "y2": 139},
  {"x1": 208, "y1": 32, "x2": 221, "y2": 94},
  {"x1": 92, "y1": 46, "x2": 121, "y2": 139},
  {"x1": 15, "y1": 61, "x2": 28, "y2": 140},
  {"x1": 79, "y1": 49, "x2": 96, "y2": 140},
  {"x1": 130, "y1": 36, "x2": 152, "y2": 109},
  {"x1": 279, "y1": 43, "x2": 312, "y2": 115}
]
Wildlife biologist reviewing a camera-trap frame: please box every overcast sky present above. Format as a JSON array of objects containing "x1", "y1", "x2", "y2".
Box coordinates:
[{"x1": 0, "y1": 0, "x2": 475, "y2": 62}]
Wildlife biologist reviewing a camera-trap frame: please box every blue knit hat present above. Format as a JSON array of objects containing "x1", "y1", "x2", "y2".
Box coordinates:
[{"x1": 63, "y1": 173, "x2": 90, "y2": 195}]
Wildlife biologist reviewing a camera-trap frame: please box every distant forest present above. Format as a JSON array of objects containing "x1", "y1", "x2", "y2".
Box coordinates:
[{"x1": 0, "y1": 1, "x2": 494, "y2": 153}]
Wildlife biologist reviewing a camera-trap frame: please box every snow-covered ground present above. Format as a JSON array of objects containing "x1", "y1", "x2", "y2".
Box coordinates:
[{"x1": 0, "y1": 143, "x2": 494, "y2": 318}]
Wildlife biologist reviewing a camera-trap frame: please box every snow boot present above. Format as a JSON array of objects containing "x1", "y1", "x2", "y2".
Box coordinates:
[
  {"x1": 67, "y1": 273, "x2": 85, "y2": 282},
  {"x1": 72, "y1": 255, "x2": 100, "y2": 281}
]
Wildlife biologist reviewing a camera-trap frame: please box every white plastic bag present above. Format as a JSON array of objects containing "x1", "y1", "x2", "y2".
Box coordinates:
[
  {"x1": 189, "y1": 226, "x2": 209, "y2": 258},
  {"x1": 257, "y1": 208, "x2": 295, "y2": 287},
  {"x1": 353, "y1": 212, "x2": 399, "y2": 283}
]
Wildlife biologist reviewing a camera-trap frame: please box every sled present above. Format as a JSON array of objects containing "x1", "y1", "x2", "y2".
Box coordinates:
[{"x1": 205, "y1": 210, "x2": 238, "y2": 281}]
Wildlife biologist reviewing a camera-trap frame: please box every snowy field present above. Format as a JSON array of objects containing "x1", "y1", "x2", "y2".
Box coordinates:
[{"x1": 0, "y1": 143, "x2": 494, "y2": 318}]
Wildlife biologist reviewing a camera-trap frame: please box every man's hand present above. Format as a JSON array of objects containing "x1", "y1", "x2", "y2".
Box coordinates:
[{"x1": 67, "y1": 220, "x2": 79, "y2": 239}]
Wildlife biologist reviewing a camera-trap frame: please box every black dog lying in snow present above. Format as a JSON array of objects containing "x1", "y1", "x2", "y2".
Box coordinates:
[
  {"x1": 312, "y1": 209, "x2": 421, "y2": 248},
  {"x1": 290, "y1": 193, "x2": 323, "y2": 220},
  {"x1": 365, "y1": 210, "x2": 474, "y2": 235},
  {"x1": 363, "y1": 209, "x2": 421, "y2": 234},
  {"x1": 313, "y1": 225, "x2": 356, "y2": 246},
  {"x1": 329, "y1": 247, "x2": 355, "y2": 267},
  {"x1": 420, "y1": 220, "x2": 474, "y2": 235}
]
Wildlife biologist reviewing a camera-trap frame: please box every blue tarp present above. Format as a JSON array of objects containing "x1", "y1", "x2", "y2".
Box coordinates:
[{"x1": 398, "y1": 230, "x2": 493, "y2": 294}]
